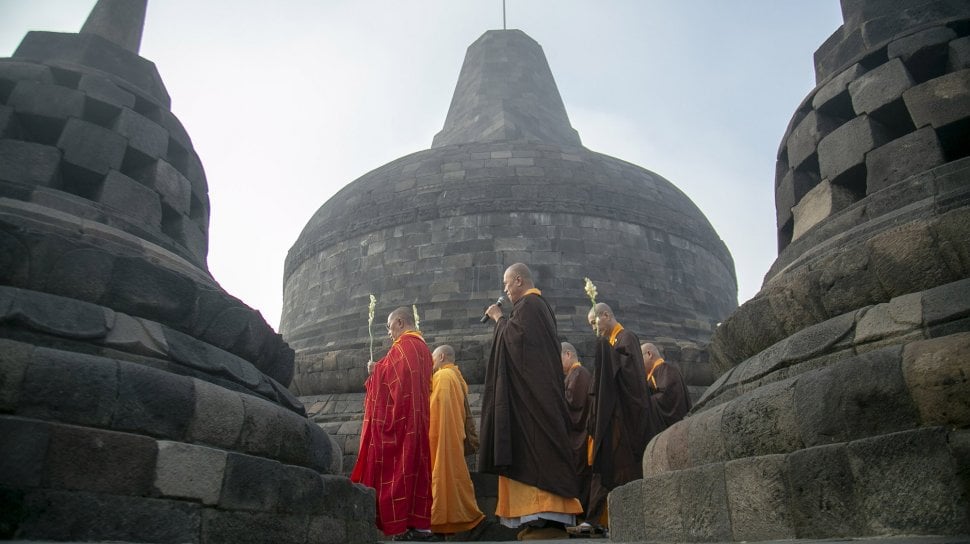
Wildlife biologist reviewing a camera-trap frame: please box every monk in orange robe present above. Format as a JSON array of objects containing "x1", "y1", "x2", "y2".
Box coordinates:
[
  {"x1": 481, "y1": 263, "x2": 582, "y2": 540},
  {"x1": 351, "y1": 307, "x2": 435, "y2": 541},
  {"x1": 429, "y1": 344, "x2": 485, "y2": 536}
]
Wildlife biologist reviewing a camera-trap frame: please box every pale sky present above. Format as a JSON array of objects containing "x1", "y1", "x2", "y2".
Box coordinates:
[{"x1": 0, "y1": 1, "x2": 844, "y2": 331}]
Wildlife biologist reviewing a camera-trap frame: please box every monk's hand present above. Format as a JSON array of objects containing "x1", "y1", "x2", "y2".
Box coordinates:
[
  {"x1": 485, "y1": 303, "x2": 503, "y2": 322},
  {"x1": 367, "y1": 360, "x2": 376, "y2": 375}
]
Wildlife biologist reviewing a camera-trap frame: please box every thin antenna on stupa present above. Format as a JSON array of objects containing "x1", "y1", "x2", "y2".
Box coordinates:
[
  {"x1": 503, "y1": 0, "x2": 507, "y2": 30},
  {"x1": 80, "y1": 0, "x2": 148, "y2": 53}
]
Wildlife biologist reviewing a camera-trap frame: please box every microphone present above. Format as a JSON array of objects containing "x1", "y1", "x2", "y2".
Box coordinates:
[{"x1": 480, "y1": 296, "x2": 505, "y2": 323}]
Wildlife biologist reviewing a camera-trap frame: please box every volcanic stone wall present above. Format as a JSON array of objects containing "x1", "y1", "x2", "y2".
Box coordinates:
[{"x1": 611, "y1": 1, "x2": 970, "y2": 541}]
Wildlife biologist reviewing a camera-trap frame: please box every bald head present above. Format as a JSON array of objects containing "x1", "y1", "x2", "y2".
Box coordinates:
[
  {"x1": 386, "y1": 306, "x2": 415, "y2": 340},
  {"x1": 432, "y1": 344, "x2": 455, "y2": 370},
  {"x1": 561, "y1": 341, "x2": 578, "y2": 373},
  {"x1": 641, "y1": 342, "x2": 662, "y2": 365},
  {"x1": 503, "y1": 262, "x2": 535, "y2": 302},
  {"x1": 588, "y1": 302, "x2": 616, "y2": 336}
]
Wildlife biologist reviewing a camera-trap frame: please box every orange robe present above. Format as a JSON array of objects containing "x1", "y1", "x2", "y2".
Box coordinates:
[
  {"x1": 430, "y1": 363, "x2": 485, "y2": 533},
  {"x1": 351, "y1": 330, "x2": 433, "y2": 536}
]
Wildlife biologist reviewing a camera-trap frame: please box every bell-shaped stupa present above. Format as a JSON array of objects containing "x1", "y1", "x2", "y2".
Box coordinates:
[{"x1": 283, "y1": 29, "x2": 737, "y2": 442}]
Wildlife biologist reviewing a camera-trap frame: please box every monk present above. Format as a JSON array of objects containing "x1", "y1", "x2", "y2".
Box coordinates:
[
  {"x1": 575, "y1": 302, "x2": 655, "y2": 536},
  {"x1": 480, "y1": 263, "x2": 582, "y2": 540},
  {"x1": 429, "y1": 344, "x2": 486, "y2": 537},
  {"x1": 561, "y1": 341, "x2": 593, "y2": 516},
  {"x1": 351, "y1": 307, "x2": 436, "y2": 542},
  {"x1": 641, "y1": 342, "x2": 693, "y2": 429}
]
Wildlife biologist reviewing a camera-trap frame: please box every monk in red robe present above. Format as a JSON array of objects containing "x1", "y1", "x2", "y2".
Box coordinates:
[{"x1": 351, "y1": 307, "x2": 435, "y2": 541}]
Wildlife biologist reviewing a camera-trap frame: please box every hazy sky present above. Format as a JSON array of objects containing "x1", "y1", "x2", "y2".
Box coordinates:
[{"x1": 1, "y1": 1, "x2": 844, "y2": 330}]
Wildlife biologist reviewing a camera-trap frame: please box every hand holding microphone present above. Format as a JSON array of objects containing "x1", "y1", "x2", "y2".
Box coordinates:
[{"x1": 480, "y1": 296, "x2": 505, "y2": 323}]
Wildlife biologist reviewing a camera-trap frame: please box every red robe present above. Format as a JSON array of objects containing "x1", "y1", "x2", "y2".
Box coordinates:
[{"x1": 351, "y1": 330, "x2": 433, "y2": 535}]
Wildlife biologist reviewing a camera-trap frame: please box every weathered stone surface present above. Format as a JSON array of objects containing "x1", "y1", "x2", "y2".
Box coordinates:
[
  {"x1": 201, "y1": 510, "x2": 307, "y2": 544},
  {"x1": 0, "y1": 416, "x2": 49, "y2": 487},
  {"x1": 112, "y1": 360, "x2": 194, "y2": 439},
  {"x1": 307, "y1": 516, "x2": 349, "y2": 544},
  {"x1": 238, "y1": 393, "x2": 283, "y2": 458},
  {"x1": 722, "y1": 377, "x2": 801, "y2": 459},
  {"x1": 98, "y1": 169, "x2": 163, "y2": 226},
  {"x1": 686, "y1": 401, "x2": 728, "y2": 466},
  {"x1": 103, "y1": 311, "x2": 169, "y2": 357},
  {"x1": 218, "y1": 452, "x2": 282, "y2": 511},
  {"x1": 115, "y1": 107, "x2": 168, "y2": 158},
  {"x1": 818, "y1": 115, "x2": 891, "y2": 183},
  {"x1": 887, "y1": 25, "x2": 957, "y2": 65},
  {"x1": 950, "y1": 36, "x2": 970, "y2": 71},
  {"x1": 0, "y1": 139, "x2": 61, "y2": 186},
  {"x1": 813, "y1": 63, "x2": 867, "y2": 111},
  {"x1": 78, "y1": 73, "x2": 136, "y2": 109},
  {"x1": 922, "y1": 278, "x2": 970, "y2": 327},
  {"x1": 904, "y1": 69, "x2": 970, "y2": 129},
  {"x1": 725, "y1": 454, "x2": 795, "y2": 541},
  {"x1": 134, "y1": 158, "x2": 191, "y2": 215},
  {"x1": 866, "y1": 127, "x2": 945, "y2": 193},
  {"x1": 855, "y1": 292, "x2": 923, "y2": 344},
  {"x1": 19, "y1": 348, "x2": 118, "y2": 427},
  {"x1": 44, "y1": 423, "x2": 157, "y2": 495},
  {"x1": 786, "y1": 443, "x2": 864, "y2": 538},
  {"x1": 42, "y1": 248, "x2": 114, "y2": 304},
  {"x1": 18, "y1": 489, "x2": 201, "y2": 543},
  {"x1": 154, "y1": 440, "x2": 226, "y2": 505},
  {"x1": 642, "y1": 472, "x2": 685, "y2": 542},
  {"x1": 934, "y1": 209, "x2": 970, "y2": 283},
  {"x1": 1, "y1": 285, "x2": 109, "y2": 339},
  {"x1": 0, "y1": 338, "x2": 31, "y2": 412},
  {"x1": 848, "y1": 57, "x2": 914, "y2": 115},
  {"x1": 7, "y1": 80, "x2": 84, "y2": 121},
  {"x1": 787, "y1": 110, "x2": 841, "y2": 169},
  {"x1": 678, "y1": 463, "x2": 731, "y2": 542},
  {"x1": 0, "y1": 59, "x2": 53, "y2": 84},
  {"x1": 57, "y1": 117, "x2": 127, "y2": 176},
  {"x1": 277, "y1": 465, "x2": 326, "y2": 514},
  {"x1": 902, "y1": 332, "x2": 970, "y2": 427},
  {"x1": 608, "y1": 479, "x2": 645, "y2": 541},
  {"x1": 847, "y1": 427, "x2": 970, "y2": 534},
  {"x1": 869, "y1": 220, "x2": 962, "y2": 298},
  {"x1": 792, "y1": 180, "x2": 857, "y2": 240},
  {"x1": 187, "y1": 378, "x2": 244, "y2": 449}
]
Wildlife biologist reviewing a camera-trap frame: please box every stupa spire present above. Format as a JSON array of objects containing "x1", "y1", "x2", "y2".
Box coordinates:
[
  {"x1": 80, "y1": 0, "x2": 147, "y2": 53},
  {"x1": 431, "y1": 29, "x2": 582, "y2": 148}
]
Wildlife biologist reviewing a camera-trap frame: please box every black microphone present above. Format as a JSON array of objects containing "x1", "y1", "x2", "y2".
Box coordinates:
[{"x1": 480, "y1": 296, "x2": 504, "y2": 323}]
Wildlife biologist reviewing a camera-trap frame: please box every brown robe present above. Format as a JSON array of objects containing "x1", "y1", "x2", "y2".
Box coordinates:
[
  {"x1": 564, "y1": 362, "x2": 593, "y2": 512},
  {"x1": 478, "y1": 291, "x2": 579, "y2": 501},
  {"x1": 649, "y1": 361, "x2": 692, "y2": 429}
]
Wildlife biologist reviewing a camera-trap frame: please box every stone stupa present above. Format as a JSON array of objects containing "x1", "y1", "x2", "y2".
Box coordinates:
[
  {"x1": 612, "y1": 0, "x2": 970, "y2": 541},
  {"x1": 282, "y1": 28, "x2": 738, "y2": 472},
  {"x1": 0, "y1": 1, "x2": 376, "y2": 541}
]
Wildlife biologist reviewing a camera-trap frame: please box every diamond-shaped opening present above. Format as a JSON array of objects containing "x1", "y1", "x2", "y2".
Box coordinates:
[
  {"x1": 902, "y1": 44, "x2": 950, "y2": 84},
  {"x1": 167, "y1": 137, "x2": 189, "y2": 176},
  {"x1": 869, "y1": 99, "x2": 916, "y2": 140},
  {"x1": 937, "y1": 118, "x2": 970, "y2": 161},
  {"x1": 59, "y1": 161, "x2": 104, "y2": 200},
  {"x1": 82, "y1": 96, "x2": 120, "y2": 129},
  {"x1": 831, "y1": 163, "x2": 867, "y2": 203},
  {"x1": 793, "y1": 152, "x2": 821, "y2": 194},
  {"x1": 14, "y1": 112, "x2": 65, "y2": 145},
  {"x1": 816, "y1": 90, "x2": 855, "y2": 120},
  {"x1": 160, "y1": 202, "x2": 186, "y2": 245},
  {"x1": 132, "y1": 94, "x2": 161, "y2": 122},
  {"x1": 120, "y1": 147, "x2": 155, "y2": 183},
  {"x1": 859, "y1": 48, "x2": 888, "y2": 71},
  {"x1": 49, "y1": 66, "x2": 81, "y2": 89},
  {"x1": 189, "y1": 192, "x2": 208, "y2": 225}
]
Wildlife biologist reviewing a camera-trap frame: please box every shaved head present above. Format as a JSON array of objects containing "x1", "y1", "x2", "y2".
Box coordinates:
[
  {"x1": 433, "y1": 344, "x2": 455, "y2": 362},
  {"x1": 506, "y1": 263, "x2": 533, "y2": 283},
  {"x1": 388, "y1": 307, "x2": 414, "y2": 327}
]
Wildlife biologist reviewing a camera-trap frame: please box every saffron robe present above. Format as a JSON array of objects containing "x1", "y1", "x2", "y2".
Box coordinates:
[
  {"x1": 351, "y1": 330, "x2": 433, "y2": 536},
  {"x1": 564, "y1": 362, "x2": 593, "y2": 513},
  {"x1": 430, "y1": 363, "x2": 485, "y2": 533},
  {"x1": 479, "y1": 290, "x2": 581, "y2": 503},
  {"x1": 647, "y1": 358, "x2": 693, "y2": 430}
]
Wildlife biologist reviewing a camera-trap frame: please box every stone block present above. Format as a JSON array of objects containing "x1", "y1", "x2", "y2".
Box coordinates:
[
  {"x1": 677, "y1": 463, "x2": 731, "y2": 541},
  {"x1": 6, "y1": 80, "x2": 84, "y2": 120},
  {"x1": 847, "y1": 427, "x2": 970, "y2": 534},
  {"x1": 78, "y1": 73, "x2": 136, "y2": 110},
  {"x1": 724, "y1": 454, "x2": 795, "y2": 541},
  {"x1": 45, "y1": 423, "x2": 157, "y2": 495},
  {"x1": 904, "y1": 69, "x2": 970, "y2": 129},
  {"x1": 103, "y1": 312, "x2": 169, "y2": 357},
  {"x1": 0, "y1": 60, "x2": 53, "y2": 84},
  {"x1": 1, "y1": 285, "x2": 110, "y2": 339},
  {"x1": 775, "y1": 169, "x2": 819, "y2": 228},
  {"x1": 218, "y1": 452, "x2": 283, "y2": 511},
  {"x1": 686, "y1": 401, "x2": 728, "y2": 466},
  {"x1": 0, "y1": 139, "x2": 60, "y2": 186},
  {"x1": 786, "y1": 443, "x2": 864, "y2": 538},
  {"x1": 848, "y1": 58, "x2": 914, "y2": 115},
  {"x1": 791, "y1": 180, "x2": 857, "y2": 241},
  {"x1": 307, "y1": 516, "x2": 349, "y2": 544},
  {"x1": 111, "y1": 361, "x2": 194, "y2": 440},
  {"x1": 187, "y1": 378, "x2": 244, "y2": 449},
  {"x1": 922, "y1": 278, "x2": 970, "y2": 328},
  {"x1": 787, "y1": 110, "x2": 841, "y2": 169},
  {"x1": 639, "y1": 472, "x2": 684, "y2": 542},
  {"x1": 813, "y1": 63, "x2": 866, "y2": 111},
  {"x1": 57, "y1": 117, "x2": 127, "y2": 177},
  {"x1": 817, "y1": 115, "x2": 891, "y2": 183},
  {"x1": 0, "y1": 416, "x2": 49, "y2": 487},
  {"x1": 115, "y1": 107, "x2": 168, "y2": 159},
  {"x1": 98, "y1": 169, "x2": 163, "y2": 227},
  {"x1": 887, "y1": 25, "x2": 957, "y2": 64},
  {"x1": 104, "y1": 256, "x2": 196, "y2": 324},
  {"x1": 949, "y1": 36, "x2": 970, "y2": 71},
  {"x1": 238, "y1": 393, "x2": 283, "y2": 458},
  {"x1": 154, "y1": 440, "x2": 227, "y2": 505},
  {"x1": 642, "y1": 427, "x2": 670, "y2": 478},
  {"x1": 0, "y1": 105, "x2": 16, "y2": 137},
  {"x1": 278, "y1": 464, "x2": 326, "y2": 514},
  {"x1": 18, "y1": 348, "x2": 118, "y2": 427},
  {"x1": 664, "y1": 418, "x2": 690, "y2": 470},
  {"x1": 607, "y1": 479, "x2": 645, "y2": 541},
  {"x1": 0, "y1": 338, "x2": 32, "y2": 411},
  {"x1": 135, "y1": 158, "x2": 191, "y2": 214},
  {"x1": 722, "y1": 378, "x2": 801, "y2": 459},
  {"x1": 854, "y1": 292, "x2": 923, "y2": 344},
  {"x1": 41, "y1": 247, "x2": 115, "y2": 304},
  {"x1": 18, "y1": 489, "x2": 201, "y2": 543},
  {"x1": 201, "y1": 510, "x2": 307, "y2": 544},
  {"x1": 902, "y1": 332, "x2": 970, "y2": 428},
  {"x1": 865, "y1": 127, "x2": 945, "y2": 193},
  {"x1": 276, "y1": 410, "x2": 311, "y2": 467},
  {"x1": 869, "y1": 220, "x2": 962, "y2": 298}
]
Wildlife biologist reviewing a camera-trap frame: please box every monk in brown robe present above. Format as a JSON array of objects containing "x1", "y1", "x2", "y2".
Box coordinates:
[
  {"x1": 480, "y1": 263, "x2": 582, "y2": 540},
  {"x1": 641, "y1": 342, "x2": 693, "y2": 429},
  {"x1": 429, "y1": 344, "x2": 485, "y2": 537},
  {"x1": 561, "y1": 341, "x2": 593, "y2": 516},
  {"x1": 579, "y1": 303, "x2": 656, "y2": 534},
  {"x1": 351, "y1": 307, "x2": 435, "y2": 541}
]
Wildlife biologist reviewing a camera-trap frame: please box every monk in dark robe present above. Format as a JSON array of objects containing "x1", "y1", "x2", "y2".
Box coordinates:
[
  {"x1": 577, "y1": 302, "x2": 657, "y2": 535},
  {"x1": 561, "y1": 341, "x2": 593, "y2": 516},
  {"x1": 480, "y1": 263, "x2": 582, "y2": 541},
  {"x1": 351, "y1": 307, "x2": 436, "y2": 541},
  {"x1": 641, "y1": 342, "x2": 693, "y2": 429}
]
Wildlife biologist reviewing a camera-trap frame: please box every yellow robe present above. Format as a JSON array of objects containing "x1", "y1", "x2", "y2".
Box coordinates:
[{"x1": 430, "y1": 363, "x2": 485, "y2": 533}]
